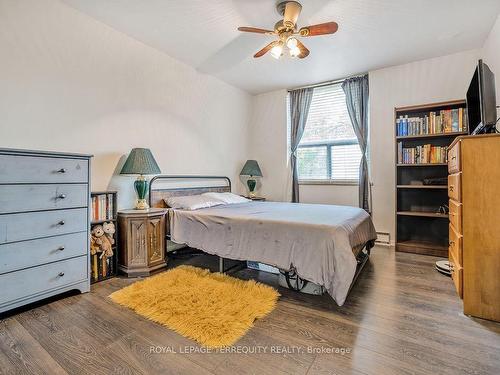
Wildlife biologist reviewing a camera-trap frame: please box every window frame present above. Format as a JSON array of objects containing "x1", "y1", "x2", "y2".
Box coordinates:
[{"x1": 293, "y1": 82, "x2": 361, "y2": 186}]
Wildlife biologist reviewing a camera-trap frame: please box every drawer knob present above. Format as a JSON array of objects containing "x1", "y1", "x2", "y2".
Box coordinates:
[
  {"x1": 58, "y1": 246, "x2": 65, "y2": 251},
  {"x1": 57, "y1": 194, "x2": 67, "y2": 199},
  {"x1": 58, "y1": 272, "x2": 65, "y2": 277},
  {"x1": 449, "y1": 186, "x2": 454, "y2": 191},
  {"x1": 449, "y1": 241, "x2": 454, "y2": 246},
  {"x1": 57, "y1": 168, "x2": 66, "y2": 173},
  {"x1": 451, "y1": 156, "x2": 456, "y2": 160},
  {"x1": 58, "y1": 220, "x2": 65, "y2": 226}
]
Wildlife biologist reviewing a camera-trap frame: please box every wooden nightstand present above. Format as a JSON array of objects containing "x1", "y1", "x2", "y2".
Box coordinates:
[{"x1": 117, "y1": 208, "x2": 168, "y2": 277}]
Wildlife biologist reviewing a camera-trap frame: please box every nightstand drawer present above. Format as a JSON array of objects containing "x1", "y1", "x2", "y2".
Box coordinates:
[
  {"x1": 0, "y1": 155, "x2": 88, "y2": 184},
  {"x1": 448, "y1": 142, "x2": 461, "y2": 174},
  {"x1": 448, "y1": 172, "x2": 462, "y2": 201},
  {"x1": 0, "y1": 232, "x2": 88, "y2": 274},
  {"x1": 448, "y1": 199, "x2": 462, "y2": 234},
  {"x1": 0, "y1": 256, "x2": 87, "y2": 306},
  {"x1": 0, "y1": 184, "x2": 88, "y2": 214},
  {"x1": 0, "y1": 208, "x2": 88, "y2": 244}
]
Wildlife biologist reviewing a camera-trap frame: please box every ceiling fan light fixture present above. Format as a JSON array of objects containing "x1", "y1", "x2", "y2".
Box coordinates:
[
  {"x1": 289, "y1": 46, "x2": 300, "y2": 57},
  {"x1": 271, "y1": 43, "x2": 284, "y2": 59},
  {"x1": 286, "y1": 37, "x2": 298, "y2": 49}
]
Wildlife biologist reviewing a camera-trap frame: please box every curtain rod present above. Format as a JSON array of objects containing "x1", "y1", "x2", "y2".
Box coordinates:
[{"x1": 287, "y1": 72, "x2": 368, "y2": 92}]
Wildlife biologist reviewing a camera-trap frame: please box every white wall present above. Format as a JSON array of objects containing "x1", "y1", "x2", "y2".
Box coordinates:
[
  {"x1": 247, "y1": 89, "x2": 289, "y2": 201},
  {"x1": 0, "y1": 0, "x2": 251, "y2": 208},
  {"x1": 482, "y1": 14, "x2": 500, "y2": 122},
  {"x1": 249, "y1": 49, "x2": 481, "y2": 243}
]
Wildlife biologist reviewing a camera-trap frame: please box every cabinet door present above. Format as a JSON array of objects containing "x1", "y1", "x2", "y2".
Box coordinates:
[
  {"x1": 128, "y1": 218, "x2": 148, "y2": 267},
  {"x1": 147, "y1": 215, "x2": 165, "y2": 266}
]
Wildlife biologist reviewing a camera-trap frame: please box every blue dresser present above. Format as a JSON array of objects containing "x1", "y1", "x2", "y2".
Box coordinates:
[{"x1": 0, "y1": 148, "x2": 92, "y2": 313}]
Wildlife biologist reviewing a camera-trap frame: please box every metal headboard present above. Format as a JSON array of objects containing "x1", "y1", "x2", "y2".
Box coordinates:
[{"x1": 148, "y1": 175, "x2": 232, "y2": 208}]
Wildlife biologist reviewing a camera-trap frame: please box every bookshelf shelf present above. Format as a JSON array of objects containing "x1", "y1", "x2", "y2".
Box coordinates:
[
  {"x1": 397, "y1": 211, "x2": 448, "y2": 218},
  {"x1": 90, "y1": 218, "x2": 117, "y2": 225},
  {"x1": 397, "y1": 185, "x2": 447, "y2": 189},
  {"x1": 396, "y1": 131, "x2": 468, "y2": 140},
  {"x1": 90, "y1": 191, "x2": 118, "y2": 284},
  {"x1": 396, "y1": 163, "x2": 448, "y2": 167},
  {"x1": 396, "y1": 240, "x2": 448, "y2": 257},
  {"x1": 395, "y1": 99, "x2": 467, "y2": 257}
]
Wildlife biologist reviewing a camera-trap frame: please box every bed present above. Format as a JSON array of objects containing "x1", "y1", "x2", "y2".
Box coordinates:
[{"x1": 149, "y1": 175, "x2": 377, "y2": 306}]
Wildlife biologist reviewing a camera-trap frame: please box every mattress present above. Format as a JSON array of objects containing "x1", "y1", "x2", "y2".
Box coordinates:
[{"x1": 169, "y1": 201, "x2": 377, "y2": 306}]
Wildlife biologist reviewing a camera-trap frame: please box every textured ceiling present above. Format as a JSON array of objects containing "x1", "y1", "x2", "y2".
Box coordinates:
[{"x1": 63, "y1": 0, "x2": 500, "y2": 94}]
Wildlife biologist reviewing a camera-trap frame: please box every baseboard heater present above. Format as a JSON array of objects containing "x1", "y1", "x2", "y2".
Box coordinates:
[{"x1": 375, "y1": 232, "x2": 390, "y2": 246}]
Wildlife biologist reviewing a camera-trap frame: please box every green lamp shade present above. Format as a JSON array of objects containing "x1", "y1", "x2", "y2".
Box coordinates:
[
  {"x1": 120, "y1": 148, "x2": 161, "y2": 175},
  {"x1": 240, "y1": 160, "x2": 263, "y2": 177}
]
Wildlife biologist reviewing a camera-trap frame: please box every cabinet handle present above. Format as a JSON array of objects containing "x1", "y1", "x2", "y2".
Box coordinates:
[
  {"x1": 58, "y1": 220, "x2": 65, "y2": 226},
  {"x1": 57, "y1": 168, "x2": 66, "y2": 173},
  {"x1": 449, "y1": 186, "x2": 454, "y2": 192},
  {"x1": 451, "y1": 156, "x2": 456, "y2": 160},
  {"x1": 449, "y1": 240, "x2": 454, "y2": 246},
  {"x1": 57, "y1": 194, "x2": 67, "y2": 199},
  {"x1": 58, "y1": 272, "x2": 65, "y2": 277}
]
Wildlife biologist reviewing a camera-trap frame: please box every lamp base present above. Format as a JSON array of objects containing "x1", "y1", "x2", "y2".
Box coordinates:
[
  {"x1": 247, "y1": 178, "x2": 257, "y2": 198},
  {"x1": 134, "y1": 175, "x2": 150, "y2": 210},
  {"x1": 135, "y1": 199, "x2": 150, "y2": 210}
]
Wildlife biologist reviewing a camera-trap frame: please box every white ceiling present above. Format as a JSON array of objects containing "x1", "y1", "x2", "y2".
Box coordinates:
[{"x1": 63, "y1": 0, "x2": 500, "y2": 94}]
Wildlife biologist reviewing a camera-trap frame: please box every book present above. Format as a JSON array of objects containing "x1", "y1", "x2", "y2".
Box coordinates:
[
  {"x1": 91, "y1": 193, "x2": 115, "y2": 222},
  {"x1": 396, "y1": 108, "x2": 467, "y2": 136}
]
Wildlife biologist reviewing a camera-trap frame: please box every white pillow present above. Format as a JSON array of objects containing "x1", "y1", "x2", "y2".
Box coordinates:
[
  {"x1": 165, "y1": 195, "x2": 224, "y2": 210},
  {"x1": 202, "y1": 192, "x2": 250, "y2": 204}
]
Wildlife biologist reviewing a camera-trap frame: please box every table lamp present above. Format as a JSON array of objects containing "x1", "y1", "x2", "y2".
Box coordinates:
[
  {"x1": 120, "y1": 148, "x2": 161, "y2": 209},
  {"x1": 240, "y1": 160, "x2": 262, "y2": 198}
]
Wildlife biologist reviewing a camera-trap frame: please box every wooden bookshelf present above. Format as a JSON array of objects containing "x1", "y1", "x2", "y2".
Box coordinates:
[
  {"x1": 90, "y1": 191, "x2": 118, "y2": 284},
  {"x1": 394, "y1": 100, "x2": 467, "y2": 257}
]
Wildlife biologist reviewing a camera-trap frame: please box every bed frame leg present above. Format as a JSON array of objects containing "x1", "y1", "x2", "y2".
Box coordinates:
[{"x1": 219, "y1": 257, "x2": 224, "y2": 273}]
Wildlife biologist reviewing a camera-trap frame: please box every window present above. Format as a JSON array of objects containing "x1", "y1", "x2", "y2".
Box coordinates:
[{"x1": 295, "y1": 83, "x2": 362, "y2": 183}]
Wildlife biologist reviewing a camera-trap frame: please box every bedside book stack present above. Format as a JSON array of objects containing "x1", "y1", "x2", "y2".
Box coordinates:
[
  {"x1": 394, "y1": 100, "x2": 468, "y2": 257},
  {"x1": 90, "y1": 191, "x2": 118, "y2": 283}
]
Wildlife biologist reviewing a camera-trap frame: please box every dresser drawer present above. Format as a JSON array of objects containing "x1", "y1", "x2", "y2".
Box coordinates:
[
  {"x1": 449, "y1": 250, "x2": 463, "y2": 299},
  {"x1": 0, "y1": 232, "x2": 87, "y2": 274},
  {"x1": 449, "y1": 223, "x2": 463, "y2": 266},
  {"x1": 0, "y1": 208, "x2": 87, "y2": 244},
  {"x1": 448, "y1": 172, "x2": 462, "y2": 201},
  {"x1": 0, "y1": 184, "x2": 88, "y2": 214},
  {"x1": 0, "y1": 155, "x2": 88, "y2": 184},
  {"x1": 448, "y1": 199, "x2": 462, "y2": 234},
  {"x1": 448, "y1": 142, "x2": 461, "y2": 173},
  {"x1": 0, "y1": 256, "x2": 87, "y2": 306}
]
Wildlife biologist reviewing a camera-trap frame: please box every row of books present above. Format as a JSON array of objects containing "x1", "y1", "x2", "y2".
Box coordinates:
[
  {"x1": 90, "y1": 254, "x2": 114, "y2": 282},
  {"x1": 91, "y1": 193, "x2": 114, "y2": 222},
  {"x1": 397, "y1": 143, "x2": 447, "y2": 164},
  {"x1": 396, "y1": 108, "x2": 467, "y2": 136}
]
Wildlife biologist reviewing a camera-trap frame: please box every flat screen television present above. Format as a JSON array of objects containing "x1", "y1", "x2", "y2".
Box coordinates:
[{"x1": 466, "y1": 59, "x2": 497, "y2": 134}]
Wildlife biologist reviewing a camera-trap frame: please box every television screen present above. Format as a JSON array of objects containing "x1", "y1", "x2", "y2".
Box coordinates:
[{"x1": 466, "y1": 60, "x2": 497, "y2": 134}]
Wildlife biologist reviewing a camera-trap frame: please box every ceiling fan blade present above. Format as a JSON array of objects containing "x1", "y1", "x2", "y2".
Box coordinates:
[
  {"x1": 238, "y1": 26, "x2": 274, "y2": 35},
  {"x1": 299, "y1": 22, "x2": 338, "y2": 37},
  {"x1": 253, "y1": 42, "x2": 277, "y2": 58},
  {"x1": 295, "y1": 39, "x2": 310, "y2": 59},
  {"x1": 283, "y1": 1, "x2": 302, "y2": 28}
]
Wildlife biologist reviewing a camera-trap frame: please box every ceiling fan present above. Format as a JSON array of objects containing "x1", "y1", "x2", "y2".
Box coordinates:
[{"x1": 237, "y1": 1, "x2": 338, "y2": 59}]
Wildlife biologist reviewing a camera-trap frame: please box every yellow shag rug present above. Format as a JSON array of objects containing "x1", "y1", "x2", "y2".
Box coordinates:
[{"x1": 109, "y1": 265, "x2": 280, "y2": 348}]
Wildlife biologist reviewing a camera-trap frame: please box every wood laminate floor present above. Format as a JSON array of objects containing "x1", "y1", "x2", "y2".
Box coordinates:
[{"x1": 1, "y1": 246, "x2": 499, "y2": 375}]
